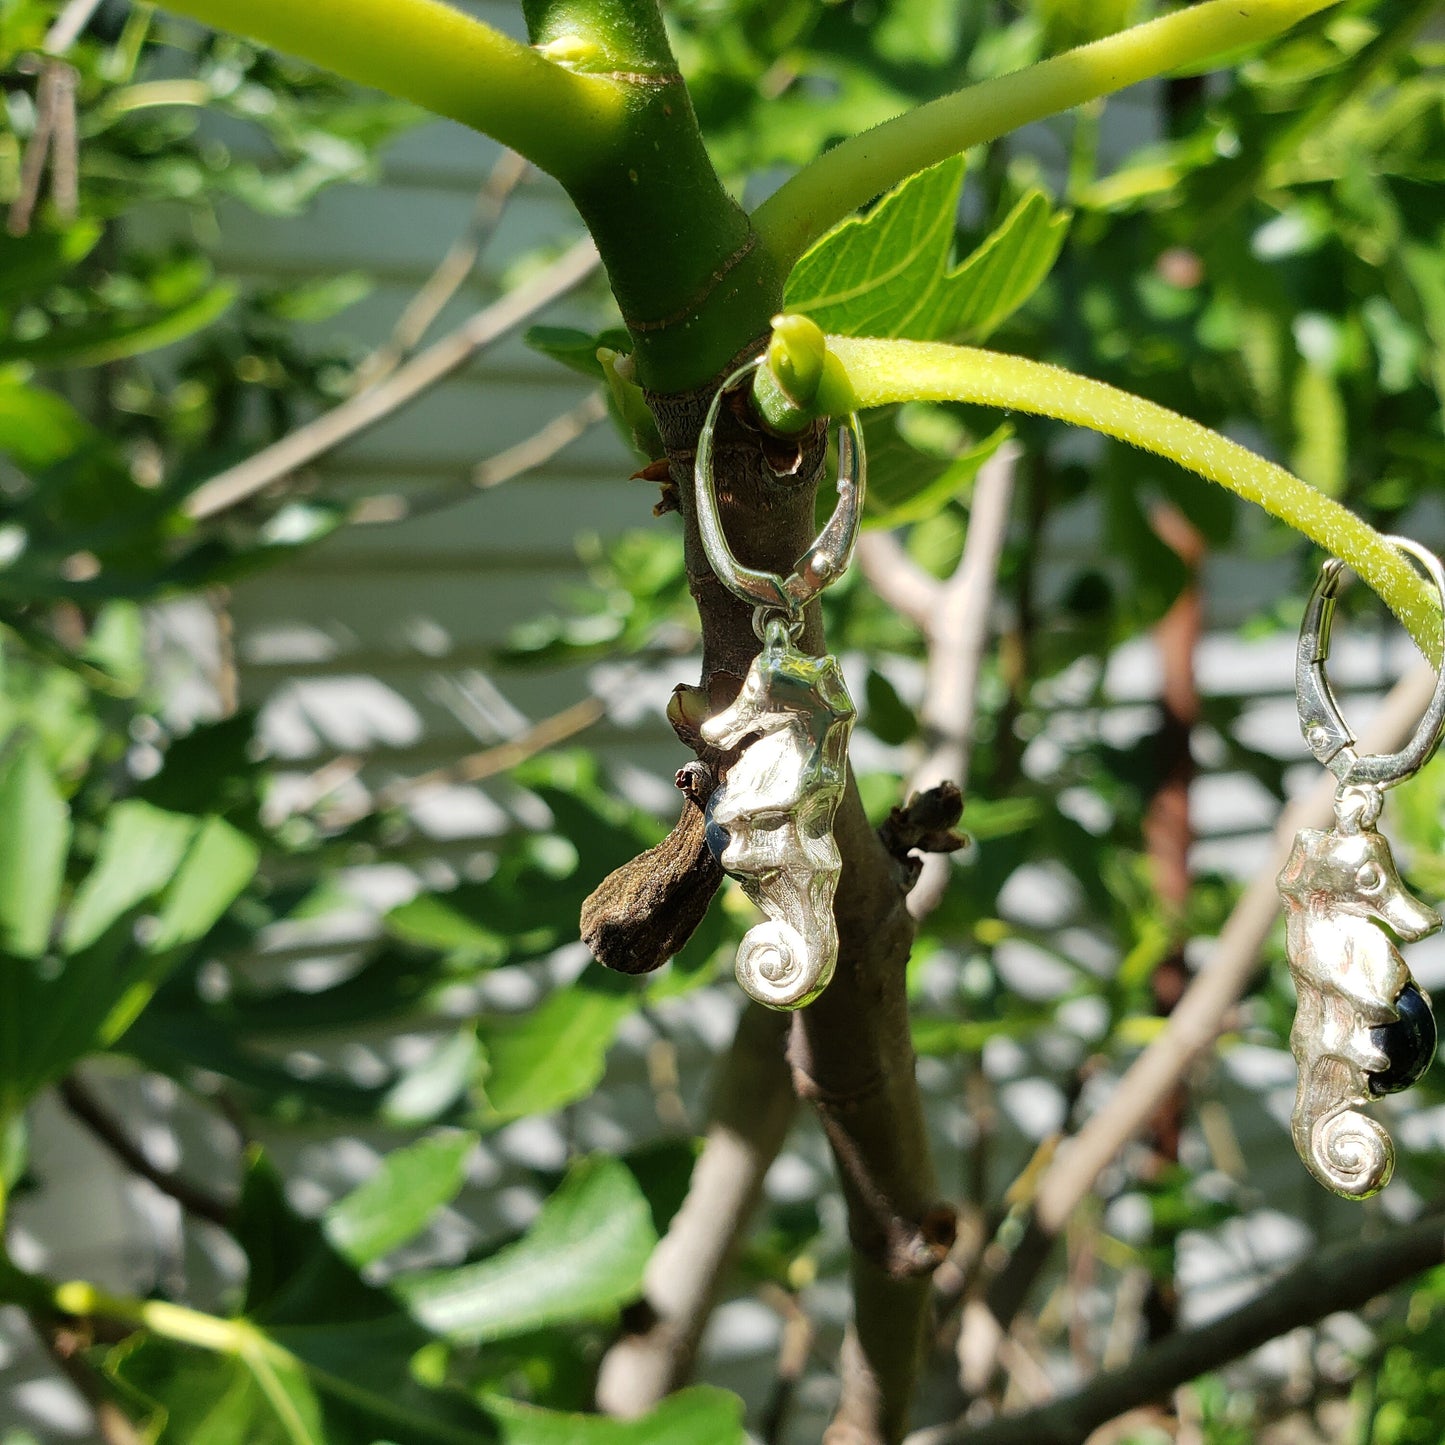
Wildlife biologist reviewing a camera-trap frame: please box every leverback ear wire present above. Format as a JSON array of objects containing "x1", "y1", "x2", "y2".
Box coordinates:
[
  {"x1": 693, "y1": 355, "x2": 865, "y2": 624},
  {"x1": 1296, "y1": 535, "x2": 1445, "y2": 798},
  {"x1": 1282, "y1": 536, "x2": 1445, "y2": 1199}
]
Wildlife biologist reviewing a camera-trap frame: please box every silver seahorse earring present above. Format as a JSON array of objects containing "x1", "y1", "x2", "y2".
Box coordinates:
[
  {"x1": 692, "y1": 357, "x2": 863, "y2": 1010},
  {"x1": 1280, "y1": 536, "x2": 1445, "y2": 1198}
]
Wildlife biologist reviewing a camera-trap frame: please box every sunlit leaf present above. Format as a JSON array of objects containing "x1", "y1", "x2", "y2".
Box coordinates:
[
  {"x1": 0, "y1": 741, "x2": 68, "y2": 960},
  {"x1": 62, "y1": 801, "x2": 197, "y2": 955},
  {"x1": 382, "y1": 1028, "x2": 483, "y2": 1127},
  {"x1": 475, "y1": 980, "x2": 636, "y2": 1125},
  {"x1": 784, "y1": 157, "x2": 1068, "y2": 343},
  {"x1": 325, "y1": 1130, "x2": 476, "y2": 1268},
  {"x1": 0, "y1": 283, "x2": 238, "y2": 368},
  {"x1": 489, "y1": 1387, "x2": 746, "y2": 1444},
  {"x1": 146, "y1": 816, "x2": 259, "y2": 955},
  {"x1": 400, "y1": 1156, "x2": 656, "y2": 1343},
  {"x1": 0, "y1": 380, "x2": 100, "y2": 470}
]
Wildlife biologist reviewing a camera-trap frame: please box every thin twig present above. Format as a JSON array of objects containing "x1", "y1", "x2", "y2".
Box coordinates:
[
  {"x1": 316, "y1": 696, "x2": 605, "y2": 829},
  {"x1": 351, "y1": 150, "x2": 529, "y2": 392},
  {"x1": 58, "y1": 1075, "x2": 234, "y2": 1230},
  {"x1": 857, "y1": 531, "x2": 942, "y2": 632},
  {"x1": 45, "y1": 62, "x2": 78, "y2": 220},
  {"x1": 905, "y1": 443, "x2": 1018, "y2": 918},
  {"x1": 936, "y1": 1211, "x2": 1445, "y2": 1445},
  {"x1": 184, "y1": 235, "x2": 600, "y2": 520},
  {"x1": 596, "y1": 1004, "x2": 797, "y2": 1417},
  {"x1": 351, "y1": 389, "x2": 608, "y2": 525},
  {"x1": 44, "y1": 0, "x2": 105, "y2": 54},
  {"x1": 760, "y1": 1283, "x2": 819, "y2": 1445},
  {"x1": 378, "y1": 695, "x2": 604, "y2": 799},
  {"x1": 9, "y1": 60, "x2": 61, "y2": 236}
]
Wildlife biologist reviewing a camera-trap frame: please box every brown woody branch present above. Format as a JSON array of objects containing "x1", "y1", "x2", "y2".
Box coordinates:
[
  {"x1": 596, "y1": 1003, "x2": 795, "y2": 1414},
  {"x1": 591, "y1": 355, "x2": 947, "y2": 1443},
  {"x1": 935, "y1": 1211, "x2": 1445, "y2": 1445},
  {"x1": 58, "y1": 1075, "x2": 234, "y2": 1229}
]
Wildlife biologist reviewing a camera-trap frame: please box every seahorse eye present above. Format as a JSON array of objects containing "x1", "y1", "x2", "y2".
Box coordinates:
[{"x1": 1357, "y1": 861, "x2": 1384, "y2": 893}]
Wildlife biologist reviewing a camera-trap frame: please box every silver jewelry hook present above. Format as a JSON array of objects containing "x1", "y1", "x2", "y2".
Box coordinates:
[
  {"x1": 1296, "y1": 535, "x2": 1445, "y2": 790},
  {"x1": 694, "y1": 356, "x2": 866, "y2": 620}
]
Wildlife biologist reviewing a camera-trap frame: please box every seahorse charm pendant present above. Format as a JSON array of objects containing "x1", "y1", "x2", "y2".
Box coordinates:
[
  {"x1": 1278, "y1": 788, "x2": 1439, "y2": 1199},
  {"x1": 700, "y1": 617, "x2": 855, "y2": 1010},
  {"x1": 1280, "y1": 536, "x2": 1445, "y2": 1198}
]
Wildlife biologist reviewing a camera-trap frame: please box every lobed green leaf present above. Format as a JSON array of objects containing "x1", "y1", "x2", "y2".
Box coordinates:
[{"x1": 783, "y1": 155, "x2": 1068, "y2": 344}]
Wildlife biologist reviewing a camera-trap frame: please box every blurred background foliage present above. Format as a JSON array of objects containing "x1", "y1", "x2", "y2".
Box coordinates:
[{"x1": 1, "y1": 0, "x2": 1445, "y2": 1442}]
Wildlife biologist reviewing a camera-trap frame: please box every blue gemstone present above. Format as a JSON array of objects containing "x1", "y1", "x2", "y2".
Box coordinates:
[
  {"x1": 1369, "y1": 981, "x2": 1437, "y2": 1096},
  {"x1": 704, "y1": 792, "x2": 731, "y2": 867}
]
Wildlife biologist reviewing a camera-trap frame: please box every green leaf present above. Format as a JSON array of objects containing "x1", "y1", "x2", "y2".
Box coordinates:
[
  {"x1": 260, "y1": 272, "x2": 373, "y2": 323},
  {"x1": 0, "y1": 220, "x2": 102, "y2": 302},
  {"x1": 475, "y1": 980, "x2": 636, "y2": 1125},
  {"x1": 242, "y1": 1155, "x2": 489, "y2": 1431},
  {"x1": 385, "y1": 893, "x2": 508, "y2": 962},
  {"x1": 400, "y1": 1155, "x2": 657, "y2": 1343},
  {"x1": 865, "y1": 668, "x2": 917, "y2": 745},
  {"x1": 109, "y1": 1334, "x2": 329, "y2": 1445},
  {"x1": 99, "y1": 816, "x2": 259, "y2": 1047},
  {"x1": 785, "y1": 157, "x2": 966, "y2": 339},
  {"x1": 325, "y1": 1131, "x2": 476, "y2": 1268},
  {"x1": 489, "y1": 1387, "x2": 746, "y2": 1445},
  {"x1": 382, "y1": 1028, "x2": 483, "y2": 1127},
  {"x1": 0, "y1": 380, "x2": 99, "y2": 470},
  {"x1": 62, "y1": 801, "x2": 198, "y2": 955},
  {"x1": 864, "y1": 414, "x2": 1012, "y2": 528},
  {"x1": 524, "y1": 324, "x2": 632, "y2": 379},
  {"x1": 783, "y1": 157, "x2": 1068, "y2": 343},
  {"x1": 0, "y1": 283, "x2": 238, "y2": 368},
  {"x1": 147, "y1": 816, "x2": 259, "y2": 954},
  {"x1": 111, "y1": 1154, "x2": 501, "y2": 1445},
  {"x1": 0, "y1": 741, "x2": 69, "y2": 959},
  {"x1": 928, "y1": 189, "x2": 1071, "y2": 342}
]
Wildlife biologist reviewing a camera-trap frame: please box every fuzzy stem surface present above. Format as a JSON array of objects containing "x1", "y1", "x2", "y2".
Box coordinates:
[{"x1": 821, "y1": 336, "x2": 1442, "y2": 663}]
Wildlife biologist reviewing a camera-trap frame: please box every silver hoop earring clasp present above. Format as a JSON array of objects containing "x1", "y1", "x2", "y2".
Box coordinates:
[
  {"x1": 693, "y1": 356, "x2": 865, "y2": 622},
  {"x1": 1296, "y1": 535, "x2": 1445, "y2": 792}
]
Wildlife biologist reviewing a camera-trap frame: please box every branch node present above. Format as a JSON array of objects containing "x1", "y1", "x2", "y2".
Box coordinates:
[
  {"x1": 879, "y1": 783, "x2": 969, "y2": 888},
  {"x1": 864, "y1": 1206, "x2": 960, "y2": 1281}
]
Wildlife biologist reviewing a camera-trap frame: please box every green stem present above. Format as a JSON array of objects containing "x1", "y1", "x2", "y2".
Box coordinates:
[
  {"x1": 156, "y1": 0, "x2": 628, "y2": 188},
  {"x1": 785, "y1": 332, "x2": 1442, "y2": 662},
  {"x1": 51, "y1": 1278, "x2": 270, "y2": 1358},
  {"x1": 751, "y1": 0, "x2": 1343, "y2": 273},
  {"x1": 520, "y1": 0, "x2": 782, "y2": 387}
]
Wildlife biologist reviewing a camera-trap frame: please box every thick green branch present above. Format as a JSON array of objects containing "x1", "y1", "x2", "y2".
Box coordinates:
[
  {"x1": 157, "y1": 0, "x2": 627, "y2": 186},
  {"x1": 751, "y1": 0, "x2": 1342, "y2": 272},
  {"x1": 813, "y1": 335, "x2": 1443, "y2": 664}
]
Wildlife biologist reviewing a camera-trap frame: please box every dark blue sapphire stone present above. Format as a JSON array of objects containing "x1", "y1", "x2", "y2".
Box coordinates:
[
  {"x1": 704, "y1": 792, "x2": 731, "y2": 868},
  {"x1": 1369, "y1": 981, "x2": 1437, "y2": 1097}
]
